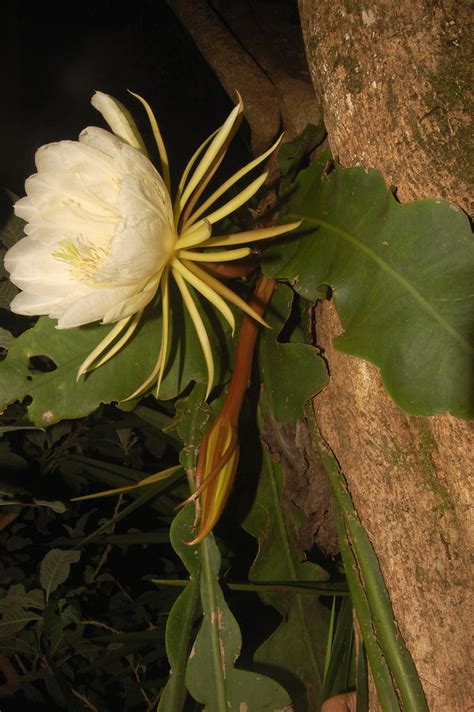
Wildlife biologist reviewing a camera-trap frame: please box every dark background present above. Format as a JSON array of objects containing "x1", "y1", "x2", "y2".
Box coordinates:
[{"x1": 1, "y1": 0, "x2": 234, "y2": 196}]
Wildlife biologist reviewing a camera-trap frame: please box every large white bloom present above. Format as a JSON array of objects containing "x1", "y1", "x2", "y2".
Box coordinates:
[
  {"x1": 5, "y1": 91, "x2": 299, "y2": 397},
  {"x1": 7, "y1": 127, "x2": 173, "y2": 328}
]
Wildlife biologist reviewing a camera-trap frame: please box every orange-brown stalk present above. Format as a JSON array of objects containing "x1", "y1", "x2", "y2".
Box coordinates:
[{"x1": 187, "y1": 273, "x2": 275, "y2": 544}]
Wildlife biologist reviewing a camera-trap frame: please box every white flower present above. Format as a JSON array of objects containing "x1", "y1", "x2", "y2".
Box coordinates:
[{"x1": 5, "y1": 91, "x2": 299, "y2": 398}]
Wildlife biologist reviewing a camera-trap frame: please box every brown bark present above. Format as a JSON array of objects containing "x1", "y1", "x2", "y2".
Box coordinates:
[
  {"x1": 166, "y1": 0, "x2": 322, "y2": 151},
  {"x1": 299, "y1": 0, "x2": 473, "y2": 216},
  {"x1": 299, "y1": 1, "x2": 474, "y2": 710},
  {"x1": 167, "y1": 0, "x2": 281, "y2": 154}
]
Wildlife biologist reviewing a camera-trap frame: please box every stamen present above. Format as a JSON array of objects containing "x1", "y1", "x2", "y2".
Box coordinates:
[{"x1": 53, "y1": 237, "x2": 111, "y2": 283}]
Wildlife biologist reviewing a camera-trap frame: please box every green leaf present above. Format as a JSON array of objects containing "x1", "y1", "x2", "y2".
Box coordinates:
[
  {"x1": 242, "y1": 399, "x2": 329, "y2": 710},
  {"x1": 185, "y1": 530, "x2": 292, "y2": 711},
  {"x1": 0, "y1": 282, "x2": 229, "y2": 426},
  {"x1": 40, "y1": 549, "x2": 81, "y2": 602},
  {"x1": 0, "y1": 584, "x2": 44, "y2": 610},
  {"x1": 264, "y1": 159, "x2": 474, "y2": 417},
  {"x1": 0, "y1": 327, "x2": 14, "y2": 350},
  {"x1": 0, "y1": 280, "x2": 18, "y2": 309},
  {"x1": 260, "y1": 282, "x2": 328, "y2": 422},
  {"x1": 321, "y1": 597, "x2": 355, "y2": 701},
  {"x1": 0, "y1": 605, "x2": 42, "y2": 636},
  {"x1": 172, "y1": 383, "x2": 211, "y2": 470},
  {"x1": 0, "y1": 630, "x2": 40, "y2": 656},
  {"x1": 0, "y1": 191, "x2": 25, "y2": 249},
  {"x1": 158, "y1": 506, "x2": 201, "y2": 712},
  {"x1": 43, "y1": 601, "x2": 65, "y2": 656}
]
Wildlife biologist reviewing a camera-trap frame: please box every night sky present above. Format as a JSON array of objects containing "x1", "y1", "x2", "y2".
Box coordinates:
[{"x1": 1, "y1": 1, "x2": 235, "y2": 197}]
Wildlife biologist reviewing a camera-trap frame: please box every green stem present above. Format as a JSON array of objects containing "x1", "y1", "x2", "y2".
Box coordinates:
[
  {"x1": 306, "y1": 405, "x2": 429, "y2": 712},
  {"x1": 199, "y1": 536, "x2": 228, "y2": 711},
  {"x1": 153, "y1": 579, "x2": 349, "y2": 595}
]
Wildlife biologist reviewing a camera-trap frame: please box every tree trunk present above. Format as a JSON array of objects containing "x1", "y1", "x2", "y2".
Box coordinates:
[{"x1": 299, "y1": 1, "x2": 473, "y2": 709}]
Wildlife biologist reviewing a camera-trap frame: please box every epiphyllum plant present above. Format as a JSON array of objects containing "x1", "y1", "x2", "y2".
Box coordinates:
[{"x1": 5, "y1": 91, "x2": 299, "y2": 398}]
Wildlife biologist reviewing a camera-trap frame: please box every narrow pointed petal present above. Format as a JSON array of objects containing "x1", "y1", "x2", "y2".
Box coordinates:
[
  {"x1": 196, "y1": 173, "x2": 268, "y2": 227},
  {"x1": 71, "y1": 465, "x2": 182, "y2": 501},
  {"x1": 201, "y1": 221, "x2": 302, "y2": 247},
  {"x1": 177, "y1": 247, "x2": 251, "y2": 263},
  {"x1": 184, "y1": 134, "x2": 283, "y2": 230},
  {"x1": 174, "y1": 220, "x2": 212, "y2": 250},
  {"x1": 91, "y1": 308, "x2": 143, "y2": 371},
  {"x1": 77, "y1": 316, "x2": 132, "y2": 379},
  {"x1": 129, "y1": 91, "x2": 171, "y2": 193},
  {"x1": 181, "y1": 259, "x2": 269, "y2": 328},
  {"x1": 123, "y1": 351, "x2": 163, "y2": 401},
  {"x1": 171, "y1": 258, "x2": 235, "y2": 333},
  {"x1": 91, "y1": 91, "x2": 148, "y2": 154},
  {"x1": 155, "y1": 269, "x2": 170, "y2": 397},
  {"x1": 123, "y1": 270, "x2": 170, "y2": 401},
  {"x1": 172, "y1": 268, "x2": 214, "y2": 398},
  {"x1": 177, "y1": 100, "x2": 243, "y2": 217},
  {"x1": 173, "y1": 130, "x2": 218, "y2": 223}
]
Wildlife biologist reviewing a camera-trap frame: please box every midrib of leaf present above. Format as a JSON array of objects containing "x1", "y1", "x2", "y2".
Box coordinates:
[
  {"x1": 0, "y1": 612, "x2": 41, "y2": 628},
  {"x1": 199, "y1": 536, "x2": 228, "y2": 710},
  {"x1": 292, "y1": 214, "x2": 473, "y2": 354},
  {"x1": 260, "y1": 408, "x2": 322, "y2": 688},
  {"x1": 45, "y1": 555, "x2": 66, "y2": 602}
]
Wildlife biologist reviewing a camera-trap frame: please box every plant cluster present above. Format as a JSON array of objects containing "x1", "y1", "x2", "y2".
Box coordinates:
[{"x1": 0, "y1": 93, "x2": 472, "y2": 710}]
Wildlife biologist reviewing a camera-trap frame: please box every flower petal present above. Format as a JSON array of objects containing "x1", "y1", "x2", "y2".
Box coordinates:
[
  {"x1": 183, "y1": 134, "x2": 283, "y2": 230},
  {"x1": 102, "y1": 278, "x2": 159, "y2": 323},
  {"x1": 177, "y1": 247, "x2": 251, "y2": 263},
  {"x1": 180, "y1": 260, "x2": 269, "y2": 328},
  {"x1": 91, "y1": 91, "x2": 148, "y2": 154},
  {"x1": 9, "y1": 290, "x2": 63, "y2": 316},
  {"x1": 56, "y1": 284, "x2": 146, "y2": 328},
  {"x1": 171, "y1": 258, "x2": 235, "y2": 333},
  {"x1": 172, "y1": 267, "x2": 214, "y2": 398},
  {"x1": 189, "y1": 173, "x2": 268, "y2": 229},
  {"x1": 128, "y1": 91, "x2": 171, "y2": 193},
  {"x1": 177, "y1": 100, "x2": 243, "y2": 218},
  {"x1": 201, "y1": 221, "x2": 302, "y2": 247},
  {"x1": 77, "y1": 315, "x2": 134, "y2": 378}
]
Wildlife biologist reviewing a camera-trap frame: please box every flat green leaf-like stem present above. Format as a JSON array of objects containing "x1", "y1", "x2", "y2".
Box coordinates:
[
  {"x1": 260, "y1": 282, "x2": 328, "y2": 423},
  {"x1": 307, "y1": 407, "x2": 429, "y2": 712},
  {"x1": 185, "y1": 527, "x2": 292, "y2": 710},
  {"x1": 264, "y1": 159, "x2": 474, "y2": 417},
  {"x1": 0, "y1": 283, "x2": 227, "y2": 425},
  {"x1": 158, "y1": 506, "x2": 202, "y2": 712}
]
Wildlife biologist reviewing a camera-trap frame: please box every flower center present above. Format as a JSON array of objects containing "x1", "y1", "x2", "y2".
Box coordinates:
[{"x1": 53, "y1": 237, "x2": 111, "y2": 285}]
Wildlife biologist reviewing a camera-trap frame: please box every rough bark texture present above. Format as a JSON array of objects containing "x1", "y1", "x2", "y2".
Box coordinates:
[
  {"x1": 300, "y1": 0, "x2": 473, "y2": 216},
  {"x1": 262, "y1": 410, "x2": 339, "y2": 558},
  {"x1": 299, "y1": 1, "x2": 473, "y2": 709}
]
